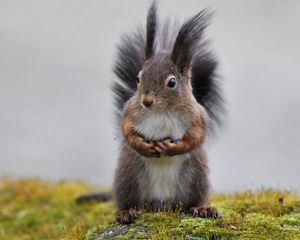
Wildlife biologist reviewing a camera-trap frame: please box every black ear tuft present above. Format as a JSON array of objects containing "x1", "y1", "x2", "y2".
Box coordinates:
[
  {"x1": 145, "y1": 1, "x2": 157, "y2": 59},
  {"x1": 171, "y1": 10, "x2": 211, "y2": 73}
]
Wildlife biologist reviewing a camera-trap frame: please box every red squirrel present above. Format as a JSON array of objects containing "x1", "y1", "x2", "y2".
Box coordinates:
[
  {"x1": 77, "y1": 1, "x2": 224, "y2": 224},
  {"x1": 112, "y1": 2, "x2": 224, "y2": 224}
]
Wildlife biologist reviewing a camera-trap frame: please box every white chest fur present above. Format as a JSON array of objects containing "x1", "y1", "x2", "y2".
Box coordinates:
[
  {"x1": 134, "y1": 111, "x2": 186, "y2": 141},
  {"x1": 140, "y1": 155, "x2": 187, "y2": 202}
]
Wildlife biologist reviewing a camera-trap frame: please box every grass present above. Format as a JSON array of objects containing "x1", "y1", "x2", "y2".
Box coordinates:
[{"x1": 0, "y1": 178, "x2": 299, "y2": 240}]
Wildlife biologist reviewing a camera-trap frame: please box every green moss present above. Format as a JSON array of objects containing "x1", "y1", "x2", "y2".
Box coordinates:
[
  {"x1": 0, "y1": 178, "x2": 299, "y2": 240},
  {"x1": 0, "y1": 177, "x2": 114, "y2": 240}
]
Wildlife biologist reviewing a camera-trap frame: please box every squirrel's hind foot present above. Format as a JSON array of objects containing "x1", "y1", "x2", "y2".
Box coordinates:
[
  {"x1": 188, "y1": 206, "x2": 221, "y2": 219},
  {"x1": 116, "y1": 208, "x2": 144, "y2": 224}
]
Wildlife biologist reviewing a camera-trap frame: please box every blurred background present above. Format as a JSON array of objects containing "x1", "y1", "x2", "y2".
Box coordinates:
[{"x1": 0, "y1": 0, "x2": 299, "y2": 192}]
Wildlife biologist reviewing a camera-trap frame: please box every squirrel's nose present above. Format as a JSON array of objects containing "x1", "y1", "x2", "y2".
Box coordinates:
[
  {"x1": 142, "y1": 99, "x2": 153, "y2": 108},
  {"x1": 141, "y1": 92, "x2": 154, "y2": 108}
]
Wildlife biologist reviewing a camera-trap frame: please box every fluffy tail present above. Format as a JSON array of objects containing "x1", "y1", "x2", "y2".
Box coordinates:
[
  {"x1": 76, "y1": 192, "x2": 113, "y2": 204},
  {"x1": 112, "y1": 1, "x2": 224, "y2": 133}
]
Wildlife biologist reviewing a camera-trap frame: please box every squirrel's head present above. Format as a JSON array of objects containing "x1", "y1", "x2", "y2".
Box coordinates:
[
  {"x1": 135, "y1": 1, "x2": 209, "y2": 111},
  {"x1": 113, "y1": 1, "x2": 223, "y2": 133},
  {"x1": 137, "y1": 53, "x2": 191, "y2": 110}
]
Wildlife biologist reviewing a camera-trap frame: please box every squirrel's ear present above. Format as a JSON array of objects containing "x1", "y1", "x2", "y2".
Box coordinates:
[
  {"x1": 145, "y1": 1, "x2": 157, "y2": 60},
  {"x1": 171, "y1": 10, "x2": 211, "y2": 74}
]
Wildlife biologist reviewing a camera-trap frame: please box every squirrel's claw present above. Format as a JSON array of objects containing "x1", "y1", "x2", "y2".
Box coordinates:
[
  {"x1": 188, "y1": 206, "x2": 221, "y2": 219},
  {"x1": 162, "y1": 138, "x2": 176, "y2": 147},
  {"x1": 154, "y1": 145, "x2": 163, "y2": 153}
]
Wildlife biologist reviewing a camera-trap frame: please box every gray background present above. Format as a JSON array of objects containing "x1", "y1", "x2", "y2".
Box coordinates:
[{"x1": 0, "y1": 0, "x2": 299, "y2": 192}]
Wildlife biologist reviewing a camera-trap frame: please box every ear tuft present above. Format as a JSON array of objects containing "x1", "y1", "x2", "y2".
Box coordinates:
[
  {"x1": 145, "y1": 1, "x2": 157, "y2": 59},
  {"x1": 171, "y1": 10, "x2": 212, "y2": 73}
]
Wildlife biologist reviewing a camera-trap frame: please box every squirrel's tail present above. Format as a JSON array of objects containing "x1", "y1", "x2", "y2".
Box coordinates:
[{"x1": 75, "y1": 192, "x2": 113, "y2": 204}]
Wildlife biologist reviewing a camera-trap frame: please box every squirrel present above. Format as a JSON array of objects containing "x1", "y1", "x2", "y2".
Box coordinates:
[
  {"x1": 76, "y1": 1, "x2": 224, "y2": 224},
  {"x1": 112, "y1": 1, "x2": 224, "y2": 224}
]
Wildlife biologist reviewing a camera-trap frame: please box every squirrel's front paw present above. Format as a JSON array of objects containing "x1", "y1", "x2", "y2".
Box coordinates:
[
  {"x1": 154, "y1": 139, "x2": 187, "y2": 156},
  {"x1": 134, "y1": 138, "x2": 160, "y2": 158}
]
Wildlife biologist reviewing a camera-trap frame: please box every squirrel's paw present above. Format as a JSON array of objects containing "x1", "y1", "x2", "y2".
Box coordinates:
[
  {"x1": 116, "y1": 208, "x2": 143, "y2": 224},
  {"x1": 188, "y1": 206, "x2": 221, "y2": 219},
  {"x1": 154, "y1": 138, "x2": 186, "y2": 156},
  {"x1": 134, "y1": 138, "x2": 160, "y2": 158}
]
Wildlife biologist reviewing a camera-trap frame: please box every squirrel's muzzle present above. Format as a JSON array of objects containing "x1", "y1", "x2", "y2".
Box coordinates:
[{"x1": 141, "y1": 93, "x2": 154, "y2": 108}]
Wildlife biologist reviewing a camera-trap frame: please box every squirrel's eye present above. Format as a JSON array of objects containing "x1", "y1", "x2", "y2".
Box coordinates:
[{"x1": 167, "y1": 78, "x2": 176, "y2": 88}]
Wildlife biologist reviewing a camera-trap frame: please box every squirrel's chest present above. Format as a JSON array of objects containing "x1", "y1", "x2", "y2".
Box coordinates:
[
  {"x1": 134, "y1": 112, "x2": 186, "y2": 141},
  {"x1": 139, "y1": 156, "x2": 187, "y2": 202}
]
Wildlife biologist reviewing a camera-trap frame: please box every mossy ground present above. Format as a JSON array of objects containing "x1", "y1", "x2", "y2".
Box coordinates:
[{"x1": 0, "y1": 178, "x2": 299, "y2": 240}]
